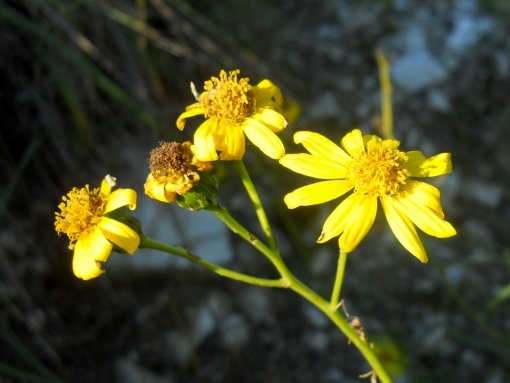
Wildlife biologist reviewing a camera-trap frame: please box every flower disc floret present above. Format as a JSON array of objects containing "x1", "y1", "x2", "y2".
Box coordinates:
[
  {"x1": 200, "y1": 70, "x2": 254, "y2": 125},
  {"x1": 55, "y1": 185, "x2": 106, "y2": 244},
  {"x1": 348, "y1": 138, "x2": 410, "y2": 198}
]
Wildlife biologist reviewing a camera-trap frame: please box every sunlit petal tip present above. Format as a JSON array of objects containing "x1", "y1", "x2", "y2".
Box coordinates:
[
  {"x1": 100, "y1": 218, "x2": 140, "y2": 255},
  {"x1": 316, "y1": 230, "x2": 327, "y2": 243},
  {"x1": 105, "y1": 188, "x2": 137, "y2": 212},
  {"x1": 176, "y1": 105, "x2": 206, "y2": 130},
  {"x1": 283, "y1": 193, "x2": 300, "y2": 209},
  {"x1": 405, "y1": 151, "x2": 452, "y2": 177},
  {"x1": 243, "y1": 119, "x2": 285, "y2": 159},
  {"x1": 252, "y1": 109, "x2": 287, "y2": 132},
  {"x1": 341, "y1": 129, "x2": 365, "y2": 157},
  {"x1": 73, "y1": 237, "x2": 109, "y2": 280}
]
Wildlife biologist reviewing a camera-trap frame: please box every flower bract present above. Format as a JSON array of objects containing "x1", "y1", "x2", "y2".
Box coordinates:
[
  {"x1": 279, "y1": 129, "x2": 456, "y2": 262},
  {"x1": 54, "y1": 175, "x2": 139, "y2": 280},
  {"x1": 176, "y1": 69, "x2": 287, "y2": 161}
]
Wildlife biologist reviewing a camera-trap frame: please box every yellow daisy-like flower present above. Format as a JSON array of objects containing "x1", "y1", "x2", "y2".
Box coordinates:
[
  {"x1": 144, "y1": 141, "x2": 213, "y2": 203},
  {"x1": 54, "y1": 175, "x2": 139, "y2": 280},
  {"x1": 280, "y1": 129, "x2": 456, "y2": 262},
  {"x1": 176, "y1": 69, "x2": 287, "y2": 161}
]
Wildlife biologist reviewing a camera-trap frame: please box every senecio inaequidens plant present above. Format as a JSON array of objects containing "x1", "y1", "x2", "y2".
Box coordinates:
[{"x1": 55, "y1": 56, "x2": 456, "y2": 382}]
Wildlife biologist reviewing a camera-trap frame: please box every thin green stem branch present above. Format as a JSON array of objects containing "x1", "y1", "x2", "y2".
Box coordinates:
[
  {"x1": 207, "y1": 204, "x2": 285, "y2": 266},
  {"x1": 205, "y1": 206, "x2": 392, "y2": 382},
  {"x1": 140, "y1": 235, "x2": 286, "y2": 288},
  {"x1": 330, "y1": 250, "x2": 348, "y2": 309},
  {"x1": 232, "y1": 160, "x2": 278, "y2": 251},
  {"x1": 286, "y1": 275, "x2": 392, "y2": 383}
]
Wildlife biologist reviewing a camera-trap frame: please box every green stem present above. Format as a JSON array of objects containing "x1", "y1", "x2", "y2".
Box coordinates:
[
  {"x1": 330, "y1": 250, "x2": 348, "y2": 309},
  {"x1": 233, "y1": 160, "x2": 278, "y2": 251},
  {"x1": 287, "y1": 275, "x2": 392, "y2": 383},
  {"x1": 375, "y1": 49, "x2": 394, "y2": 140},
  {"x1": 139, "y1": 235, "x2": 286, "y2": 288},
  {"x1": 207, "y1": 204, "x2": 283, "y2": 262},
  {"x1": 205, "y1": 206, "x2": 392, "y2": 382}
]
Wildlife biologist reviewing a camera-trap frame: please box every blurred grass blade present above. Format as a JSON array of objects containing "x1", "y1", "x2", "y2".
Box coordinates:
[
  {"x1": 0, "y1": 317, "x2": 65, "y2": 383},
  {"x1": 0, "y1": 5, "x2": 167, "y2": 134},
  {"x1": 486, "y1": 282, "x2": 510, "y2": 310},
  {"x1": 375, "y1": 49, "x2": 394, "y2": 139},
  {"x1": 0, "y1": 362, "x2": 65, "y2": 383},
  {"x1": 0, "y1": 135, "x2": 41, "y2": 216}
]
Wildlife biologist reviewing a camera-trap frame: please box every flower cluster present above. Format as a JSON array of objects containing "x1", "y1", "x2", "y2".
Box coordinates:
[{"x1": 55, "y1": 68, "x2": 456, "y2": 280}]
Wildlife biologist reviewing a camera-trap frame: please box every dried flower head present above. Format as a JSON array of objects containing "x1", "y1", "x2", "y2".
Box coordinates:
[{"x1": 144, "y1": 141, "x2": 212, "y2": 203}]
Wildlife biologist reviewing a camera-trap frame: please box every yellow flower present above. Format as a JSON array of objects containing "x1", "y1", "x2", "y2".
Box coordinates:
[
  {"x1": 279, "y1": 129, "x2": 456, "y2": 262},
  {"x1": 144, "y1": 141, "x2": 213, "y2": 203},
  {"x1": 176, "y1": 69, "x2": 287, "y2": 161},
  {"x1": 54, "y1": 175, "x2": 139, "y2": 280}
]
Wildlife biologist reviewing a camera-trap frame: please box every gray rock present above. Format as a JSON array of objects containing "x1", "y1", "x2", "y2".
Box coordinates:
[
  {"x1": 392, "y1": 50, "x2": 449, "y2": 93},
  {"x1": 116, "y1": 354, "x2": 171, "y2": 383},
  {"x1": 220, "y1": 313, "x2": 250, "y2": 351},
  {"x1": 463, "y1": 178, "x2": 504, "y2": 209}
]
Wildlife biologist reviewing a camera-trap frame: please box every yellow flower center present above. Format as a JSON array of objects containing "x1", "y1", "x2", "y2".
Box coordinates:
[
  {"x1": 348, "y1": 138, "x2": 410, "y2": 197},
  {"x1": 200, "y1": 69, "x2": 254, "y2": 126},
  {"x1": 54, "y1": 186, "x2": 106, "y2": 244}
]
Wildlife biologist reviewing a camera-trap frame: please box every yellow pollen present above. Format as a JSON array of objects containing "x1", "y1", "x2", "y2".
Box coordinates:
[
  {"x1": 348, "y1": 138, "x2": 410, "y2": 197},
  {"x1": 54, "y1": 185, "x2": 106, "y2": 243},
  {"x1": 200, "y1": 69, "x2": 254, "y2": 125}
]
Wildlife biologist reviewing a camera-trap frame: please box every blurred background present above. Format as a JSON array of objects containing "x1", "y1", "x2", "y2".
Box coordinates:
[{"x1": 2, "y1": 0, "x2": 510, "y2": 382}]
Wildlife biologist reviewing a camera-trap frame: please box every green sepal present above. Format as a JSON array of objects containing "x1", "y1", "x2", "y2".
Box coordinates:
[{"x1": 176, "y1": 171, "x2": 219, "y2": 211}]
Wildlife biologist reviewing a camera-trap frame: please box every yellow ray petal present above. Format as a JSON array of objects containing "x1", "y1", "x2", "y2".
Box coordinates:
[
  {"x1": 252, "y1": 79, "x2": 283, "y2": 107},
  {"x1": 243, "y1": 118, "x2": 285, "y2": 159},
  {"x1": 99, "y1": 217, "x2": 140, "y2": 254},
  {"x1": 317, "y1": 193, "x2": 375, "y2": 244},
  {"x1": 381, "y1": 197, "x2": 428, "y2": 262},
  {"x1": 73, "y1": 233, "x2": 110, "y2": 279},
  {"x1": 252, "y1": 108, "x2": 287, "y2": 132},
  {"x1": 396, "y1": 194, "x2": 456, "y2": 238},
  {"x1": 338, "y1": 195, "x2": 377, "y2": 252},
  {"x1": 294, "y1": 131, "x2": 352, "y2": 164},
  {"x1": 404, "y1": 180, "x2": 445, "y2": 218},
  {"x1": 105, "y1": 188, "x2": 137, "y2": 212},
  {"x1": 219, "y1": 125, "x2": 245, "y2": 160},
  {"x1": 194, "y1": 119, "x2": 219, "y2": 161},
  {"x1": 176, "y1": 103, "x2": 206, "y2": 130},
  {"x1": 280, "y1": 153, "x2": 349, "y2": 179},
  {"x1": 144, "y1": 175, "x2": 177, "y2": 203},
  {"x1": 284, "y1": 180, "x2": 353, "y2": 209},
  {"x1": 405, "y1": 151, "x2": 452, "y2": 177},
  {"x1": 340, "y1": 129, "x2": 365, "y2": 157}
]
